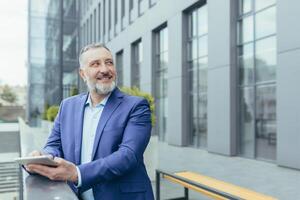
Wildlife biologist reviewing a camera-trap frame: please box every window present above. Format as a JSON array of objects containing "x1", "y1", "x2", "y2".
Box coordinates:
[
  {"x1": 121, "y1": 0, "x2": 125, "y2": 18},
  {"x1": 187, "y1": 4, "x2": 208, "y2": 148},
  {"x1": 116, "y1": 50, "x2": 124, "y2": 86},
  {"x1": 138, "y1": 0, "x2": 147, "y2": 16},
  {"x1": 82, "y1": 23, "x2": 86, "y2": 46},
  {"x1": 115, "y1": 0, "x2": 118, "y2": 25},
  {"x1": 238, "y1": 0, "x2": 276, "y2": 160},
  {"x1": 149, "y1": 0, "x2": 157, "y2": 7},
  {"x1": 108, "y1": 0, "x2": 111, "y2": 38},
  {"x1": 90, "y1": 14, "x2": 92, "y2": 43},
  {"x1": 154, "y1": 26, "x2": 168, "y2": 141},
  {"x1": 103, "y1": 0, "x2": 106, "y2": 37},
  {"x1": 86, "y1": 18, "x2": 89, "y2": 44},
  {"x1": 129, "y1": 0, "x2": 134, "y2": 23},
  {"x1": 98, "y1": 3, "x2": 101, "y2": 41},
  {"x1": 131, "y1": 39, "x2": 142, "y2": 88},
  {"x1": 94, "y1": 9, "x2": 97, "y2": 42},
  {"x1": 121, "y1": 0, "x2": 126, "y2": 29}
]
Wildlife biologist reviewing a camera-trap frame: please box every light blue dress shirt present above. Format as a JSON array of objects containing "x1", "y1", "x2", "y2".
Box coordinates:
[{"x1": 76, "y1": 94, "x2": 110, "y2": 200}]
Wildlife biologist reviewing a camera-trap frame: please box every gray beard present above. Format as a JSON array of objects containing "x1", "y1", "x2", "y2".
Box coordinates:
[{"x1": 86, "y1": 78, "x2": 116, "y2": 95}]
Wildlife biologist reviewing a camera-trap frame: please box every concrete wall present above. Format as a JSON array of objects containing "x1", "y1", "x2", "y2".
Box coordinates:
[{"x1": 277, "y1": 0, "x2": 300, "y2": 169}]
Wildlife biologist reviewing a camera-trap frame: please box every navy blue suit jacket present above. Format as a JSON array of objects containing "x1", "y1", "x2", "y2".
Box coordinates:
[{"x1": 43, "y1": 88, "x2": 154, "y2": 200}]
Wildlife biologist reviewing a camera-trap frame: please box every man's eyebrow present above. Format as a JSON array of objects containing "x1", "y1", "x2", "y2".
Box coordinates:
[
  {"x1": 105, "y1": 58, "x2": 114, "y2": 62},
  {"x1": 88, "y1": 59, "x2": 100, "y2": 65}
]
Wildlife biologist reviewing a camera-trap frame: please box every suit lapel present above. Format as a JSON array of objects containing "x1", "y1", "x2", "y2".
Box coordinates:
[
  {"x1": 91, "y1": 88, "x2": 124, "y2": 160},
  {"x1": 74, "y1": 93, "x2": 88, "y2": 165}
]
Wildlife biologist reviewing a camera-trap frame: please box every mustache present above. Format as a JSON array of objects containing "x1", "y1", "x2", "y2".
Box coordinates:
[{"x1": 96, "y1": 72, "x2": 113, "y2": 79}]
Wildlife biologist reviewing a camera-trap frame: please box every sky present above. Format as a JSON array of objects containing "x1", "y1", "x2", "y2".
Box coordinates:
[{"x1": 0, "y1": 0, "x2": 27, "y2": 86}]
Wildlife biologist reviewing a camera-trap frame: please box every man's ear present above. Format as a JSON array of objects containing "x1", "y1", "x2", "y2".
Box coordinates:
[{"x1": 79, "y1": 68, "x2": 86, "y2": 82}]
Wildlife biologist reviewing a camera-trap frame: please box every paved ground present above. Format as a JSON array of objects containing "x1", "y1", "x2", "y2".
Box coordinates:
[{"x1": 152, "y1": 142, "x2": 300, "y2": 200}]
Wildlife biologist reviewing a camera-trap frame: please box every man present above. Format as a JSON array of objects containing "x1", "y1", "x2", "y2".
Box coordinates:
[{"x1": 26, "y1": 43, "x2": 154, "y2": 200}]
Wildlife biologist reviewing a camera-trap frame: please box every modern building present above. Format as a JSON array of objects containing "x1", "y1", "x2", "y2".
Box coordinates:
[
  {"x1": 27, "y1": 0, "x2": 300, "y2": 171},
  {"x1": 27, "y1": 0, "x2": 79, "y2": 125},
  {"x1": 78, "y1": 0, "x2": 300, "y2": 170}
]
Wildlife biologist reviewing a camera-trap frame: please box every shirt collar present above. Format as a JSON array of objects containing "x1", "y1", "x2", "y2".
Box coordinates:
[{"x1": 85, "y1": 93, "x2": 111, "y2": 108}]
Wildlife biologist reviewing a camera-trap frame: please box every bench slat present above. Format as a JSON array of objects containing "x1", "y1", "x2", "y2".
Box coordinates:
[
  {"x1": 164, "y1": 175, "x2": 228, "y2": 200},
  {"x1": 173, "y1": 171, "x2": 276, "y2": 200}
]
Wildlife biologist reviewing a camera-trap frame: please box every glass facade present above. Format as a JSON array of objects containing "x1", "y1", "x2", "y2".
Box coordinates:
[
  {"x1": 154, "y1": 26, "x2": 168, "y2": 141},
  {"x1": 131, "y1": 40, "x2": 143, "y2": 88},
  {"x1": 187, "y1": 4, "x2": 208, "y2": 148},
  {"x1": 238, "y1": 0, "x2": 277, "y2": 160},
  {"x1": 28, "y1": 0, "x2": 62, "y2": 125},
  {"x1": 28, "y1": 0, "x2": 78, "y2": 125}
]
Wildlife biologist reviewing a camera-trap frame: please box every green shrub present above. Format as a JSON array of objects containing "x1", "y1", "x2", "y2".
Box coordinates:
[
  {"x1": 47, "y1": 105, "x2": 59, "y2": 122},
  {"x1": 120, "y1": 86, "x2": 156, "y2": 127},
  {"x1": 70, "y1": 86, "x2": 79, "y2": 96},
  {"x1": 42, "y1": 103, "x2": 49, "y2": 120}
]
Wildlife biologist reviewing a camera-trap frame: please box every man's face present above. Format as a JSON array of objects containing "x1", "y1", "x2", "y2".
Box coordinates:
[{"x1": 79, "y1": 47, "x2": 117, "y2": 95}]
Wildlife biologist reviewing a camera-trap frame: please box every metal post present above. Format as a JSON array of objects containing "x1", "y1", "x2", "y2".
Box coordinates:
[
  {"x1": 156, "y1": 170, "x2": 160, "y2": 200},
  {"x1": 184, "y1": 187, "x2": 189, "y2": 200}
]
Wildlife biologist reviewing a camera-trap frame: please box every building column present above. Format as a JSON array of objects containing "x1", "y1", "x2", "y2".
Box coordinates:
[
  {"x1": 207, "y1": 0, "x2": 238, "y2": 155},
  {"x1": 277, "y1": 0, "x2": 300, "y2": 169},
  {"x1": 140, "y1": 32, "x2": 152, "y2": 94},
  {"x1": 167, "y1": 12, "x2": 186, "y2": 146}
]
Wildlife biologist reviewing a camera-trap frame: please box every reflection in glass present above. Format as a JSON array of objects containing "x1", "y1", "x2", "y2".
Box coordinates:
[
  {"x1": 240, "y1": 0, "x2": 252, "y2": 14},
  {"x1": 255, "y1": 85, "x2": 276, "y2": 160},
  {"x1": 255, "y1": 0, "x2": 275, "y2": 11},
  {"x1": 199, "y1": 67, "x2": 207, "y2": 91},
  {"x1": 187, "y1": 4, "x2": 208, "y2": 148},
  {"x1": 238, "y1": 2, "x2": 277, "y2": 160},
  {"x1": 238, "y1": 15, "x2": 253, "y2": 44},
  {"x1": 116, "y1": 51, "x2": 124, "y2": 86},
  {"x1": 191, "y1": 39, "x2": 198, "y2": 60},
  {"x1": 198, "y1": 92, "x2": 207, "y2": 147},
  {"x1": 255, "y1": 7, "x2": 276, "y2": 39},
  {"x1": 255, "y1": 36, "x2": 276, "y2": 82},
  {"x1": 131, "y1": 40, "x2": 142, "y2": 88},
  {"x1": 191, "y1": 10, "x2": 197, "y2": 37},
  {"x1": 239, "y1": 87, "x2": 255, "y2": 158},
  {"x1": 198, "y1": 5, "x2": 207, "y2": 35},
  {"x1": 239, "y1": 43, "x2": 254, "y2": 85},
  {"x1": 154, "y1": 27, "x2": 168, "y2": 141},
  {"x1": 198, "y1": 35, "x2": 208, "y2": 57}
]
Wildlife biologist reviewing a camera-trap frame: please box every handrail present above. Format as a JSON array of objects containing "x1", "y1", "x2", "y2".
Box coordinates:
[
  {"x1": 156, "y1": 169, "x2": 242, "y2": 200},
  {"x1": 18, "y1": 118, "x2": 79, "y2": 200}
]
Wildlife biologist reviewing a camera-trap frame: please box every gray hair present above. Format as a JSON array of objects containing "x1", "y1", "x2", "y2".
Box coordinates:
[{"x1": 79, "y1": 43, "x2": 111, "y2": 68}]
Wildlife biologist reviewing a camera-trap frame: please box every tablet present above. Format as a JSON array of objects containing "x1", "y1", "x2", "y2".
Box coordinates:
[{"x1": 14, "y1": 155, "x2": 58, "y2": 167}]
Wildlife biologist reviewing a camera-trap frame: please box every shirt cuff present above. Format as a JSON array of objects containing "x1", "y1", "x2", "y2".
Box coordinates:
[{"x1": 75, "y1": 166, "x2": 82, "y2": 187}]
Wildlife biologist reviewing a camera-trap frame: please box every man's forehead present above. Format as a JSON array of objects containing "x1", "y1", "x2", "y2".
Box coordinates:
[{"x1": 83, "y1": 47, "x2": 113, "y2": 60}]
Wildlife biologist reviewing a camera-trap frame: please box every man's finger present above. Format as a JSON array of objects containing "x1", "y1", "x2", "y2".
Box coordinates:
[
  {"x1": 27, "y1": 164, "x2": 53, "y2": 176},
  {"x1": 29, "y1": 150, "x2": 42, "y2": 156},
  {"x1": 54, "y1": 157, "x2": 63, "y2": 164}
]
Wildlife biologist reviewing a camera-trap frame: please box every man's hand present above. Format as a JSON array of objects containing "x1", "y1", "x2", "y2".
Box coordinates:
[
  {"x1": 24, "y1": 150, "x2": 42, "y2": 173},
  {"x1": 26, "y1": 157, "x2": 78, "y2": 183}
]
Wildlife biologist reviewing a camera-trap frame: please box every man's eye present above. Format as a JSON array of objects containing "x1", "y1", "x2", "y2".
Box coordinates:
[
  {"x1": 91, "y1": 62, "x2": 99, "y2": 67},
  {"x1": 106, "y1": 61, "x2": 113, "y2": 65}
]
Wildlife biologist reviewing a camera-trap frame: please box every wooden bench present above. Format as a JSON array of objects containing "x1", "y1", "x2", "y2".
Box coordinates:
[{"x1": 156, "y1": 170, "x2": 277, "y2": 200}]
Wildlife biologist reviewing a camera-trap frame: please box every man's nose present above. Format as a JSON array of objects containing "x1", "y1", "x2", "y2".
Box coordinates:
[{"x1": 98, "y1": 63, "x2": 109, "y2": 72}]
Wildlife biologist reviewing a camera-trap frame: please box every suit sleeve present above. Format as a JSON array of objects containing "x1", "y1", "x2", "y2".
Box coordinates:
[
  {"x1": 78, "y1": 98, "x2": 151, "y2": 192},
  {"x1": 42, "y1": 101, "x2": 64, "y2": 158}
]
